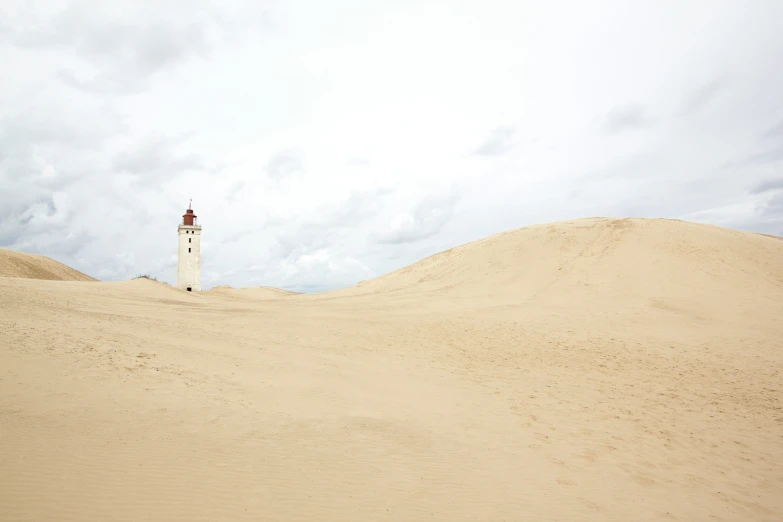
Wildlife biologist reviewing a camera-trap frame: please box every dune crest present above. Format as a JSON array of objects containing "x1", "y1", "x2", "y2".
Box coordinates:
[
  {"x1": 206, "y1": 285, "x2": 301, "y2": 299},
  {"x1": 335, "y1": 217, "x2": 782, "y2": 301},
  {"x1": 0, "y1": 248, "x2": 96, "y2": 281}
]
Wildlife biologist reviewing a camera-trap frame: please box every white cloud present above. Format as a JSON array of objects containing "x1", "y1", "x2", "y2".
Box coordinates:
[
  {"x1": 2, "y1": 0, "x2": 783, "y2": 291},
  {"x1": 377, "y1": 185, "x2": 461, "y2": 244}
]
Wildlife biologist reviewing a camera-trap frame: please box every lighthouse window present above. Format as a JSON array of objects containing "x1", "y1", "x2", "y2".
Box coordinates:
[
  {"x1": 189, "y1": 238, "x2": 191, "y2": 243},
  {"x1": 188, "y1": 248, "x2": 191, "y2": 253}
]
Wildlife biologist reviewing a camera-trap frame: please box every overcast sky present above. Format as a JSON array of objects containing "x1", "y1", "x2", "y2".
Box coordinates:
[{"x1": 1, "y1": 0, "x2": 782, "y2": 292}]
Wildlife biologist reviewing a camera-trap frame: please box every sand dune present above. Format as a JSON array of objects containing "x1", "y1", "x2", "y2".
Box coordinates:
[
  {"x1": 337, "y1": 217, "x2": 780, "y2": 302},
  {"x1": 1, "y1": 217, "x2": 782, "y2": 521},
  {"x1": 207, "y1": 285, "x2": 301, "y2": 299},
  {"x1": 0, "y1": 247, "x2": 96, "y2": 281}
]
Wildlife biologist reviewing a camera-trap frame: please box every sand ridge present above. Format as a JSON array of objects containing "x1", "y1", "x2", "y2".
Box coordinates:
[
  {"x1": 206, "y1": 285, "x2": 302, "y2": 300},
  {"x1": 1, "y1": 217, "x2": 782, "y2": 521},
  {"x1": 0, "y1": 248, "x2": 96, "y2": 281}
]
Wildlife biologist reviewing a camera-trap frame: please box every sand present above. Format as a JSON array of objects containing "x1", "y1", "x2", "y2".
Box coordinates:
[
  {"x1": 0, "y1": 248, "x2": 96, "y2": 281},
  {"x1": 207, "y1": 285, "x2": 302, "y2": 299},
  {"x1": 1, "y1": 217, "x2": 782, "y2": 521}
]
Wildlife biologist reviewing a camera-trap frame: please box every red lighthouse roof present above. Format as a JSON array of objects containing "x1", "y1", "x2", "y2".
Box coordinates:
[{"x1": 182, "y1": 200, "x2": 197, "y2": 226}]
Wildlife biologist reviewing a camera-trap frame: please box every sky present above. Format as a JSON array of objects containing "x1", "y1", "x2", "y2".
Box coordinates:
[{"x1": 1, "y1": 0, "x2": 782, "y2": 292}]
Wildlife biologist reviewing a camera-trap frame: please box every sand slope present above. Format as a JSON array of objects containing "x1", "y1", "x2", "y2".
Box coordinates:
[
  {"x1": 1, "y1": 217, "x2": 782, "y2": 522},
  {"x1": 338, "y1": 217, "x2": 781, "y2": 302},
  {"x1": 207, "y1": 285, "x2": 301, "y2": 299},
  {"x1": 0, "y1": 248, "x2": 96, "y2": 281}
]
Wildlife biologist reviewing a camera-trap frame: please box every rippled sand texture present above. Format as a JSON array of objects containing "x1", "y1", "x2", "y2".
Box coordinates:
[{"x1": 1, "y1": 218, "x2": 782, "y2": 521}]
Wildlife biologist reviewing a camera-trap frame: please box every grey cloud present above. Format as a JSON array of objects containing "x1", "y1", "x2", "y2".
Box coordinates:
[
  {"x1": 739, "y1": 147, "x2": 783, "y2": 166},
  {"x1": 325, "y1": 188, "x2": 396, "y2": 226},
  {"x1": 272, "y1": 187, "x2": 395, "y2": 259},
  {"x1": 764, "y1": 193, "x2": 783, "y2": 215},
  {"x1": 0, "y1": 195, "x2": 56, "y2": 245},
  {"x1": 725, "y1": 118, "x2": 783, "y2": 167},
  {"x1": 226, "y1": 181, "x2": 246, "y2": 202},
  {"x1": 0, "y1": 154, "x2": 68, "y2": 226},
  {"x1": 56, "y1": 70, "x2": 149, "y2": 96},
  {"x1": 0, "y1": 102, "x2": 125, "y2": 152},
  {"x1": 602, "y1": 104, "x2": 654, "y2": 134},
  {"x1": 0, "y1": 99, "x2": 125, "y2": 242},
  {"x1": 0, "y1": 228, "x2": 22, "y2": 247},
  {"x1": 130, "y1": 253, "x2": 178, "y2": 285},
  {"x1": 213, "y1": 188, "x2": 393, "y2": 262},
  {"x1": 2, "y1": 1, "x2": 271, "y2": 95},
  {"x1": 473, "y1": 126, "x2": 516, "y2": 156},
  {"x1": 112, "y1": 134, "x2": 207, "y2": 184},
  {"x1": 262, "y1": 252, "x2": 374, "y2": 294},
  {"x1": 376, "y1": 186, "x2": 460, "y2": 245},
  {"x1": 762, "y1": 119, "x2": 783, "y2": 139},
  {"x1": 272, "y1": 224, "x2": 324, "y2": 261},
  {"x1": 221, "y1": 228, "x2": 254, "y2": 245},
  {"x1": 0, "y1": 183, "x2": 97, "y2": 264},
  {"x1": 751, "y1": 178, "x2": 783, "y2": 194},
  {"x1": 206, "y1": 187, "x2": 395, "y2": 292},
  {"x1": 33, "y1": 230, "x2": 96, "y2": 260},
  {"x1": 568, "y1": 145, "x2": 767, "y2": 226},
  {"x1": 265, "y1": 150, "x2": 304, "y2": 181},
  {"x1": 678, "y1": 78, "x2": 727, "y2": 117},
  {"x1": 0, "y1": 99, "x2": 197, "y2": 282},
  {"x1": 347, "y1": 157, "x2": 370, "y2": 166},
  {"x1": 748, "y1": 193, "x2": 783, "y2": 237}
]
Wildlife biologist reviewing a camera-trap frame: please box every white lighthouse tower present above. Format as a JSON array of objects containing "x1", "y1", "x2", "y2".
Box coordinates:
[{"x1": 177, "y1": 200, "x2": 201, "y2": 291}]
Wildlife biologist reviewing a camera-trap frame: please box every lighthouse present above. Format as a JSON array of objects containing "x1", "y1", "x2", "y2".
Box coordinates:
[{"x1": 177, "y1": 200, "x2": 201, "y2": 291}]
